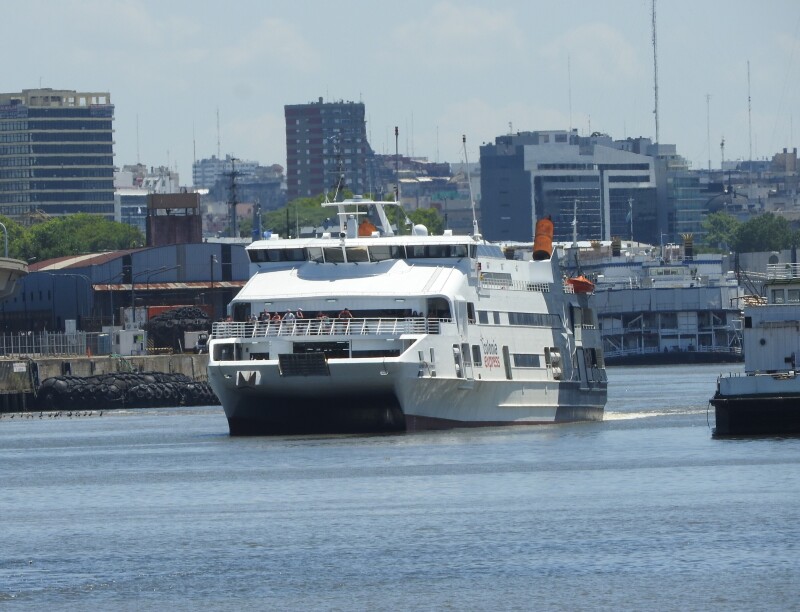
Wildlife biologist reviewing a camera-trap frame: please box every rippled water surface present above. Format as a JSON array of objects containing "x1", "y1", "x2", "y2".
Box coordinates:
[{"x1": 2, "y1": 364, "x2": 799, "y2": 610}]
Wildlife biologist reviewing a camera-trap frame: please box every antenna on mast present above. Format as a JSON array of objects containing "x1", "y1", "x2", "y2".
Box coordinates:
[
  {"x1": 463, "y1": 135, "x2": 480, "y2": 239},
  {"x1": 651, "y1": 0, "x2": 660, "y2": 144},
  {"x1": 216, "y1": 107, "x2": 221, "y2": 158},
  {"x1": 572, "y1": 199, "x2": 578, "y2": 247},
  {"x1": 706, "y1": 94, "x2": 711, "y2": 172},
  {"x1": 394, "y1": 126, "x2": 399, "y2": 202},
  {"x1": 136, "y1": 114, "x2": 140, "y2": 164},
  {"x1": 747, "y1": 60, "x2": 753, "y2": 185},
  {"x1": 568, "y1": 54, "x2": 573, "y2": 133}
]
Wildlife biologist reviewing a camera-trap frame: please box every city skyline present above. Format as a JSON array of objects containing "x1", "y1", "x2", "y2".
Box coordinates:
[{"x1": 7, "y1": 0, "x2": 800, "y2": 185}]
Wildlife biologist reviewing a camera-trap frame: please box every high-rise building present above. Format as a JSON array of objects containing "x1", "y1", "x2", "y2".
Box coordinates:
[
  {"x1": 0, "y1": 88, "x2": 115, "y2": 223},
  {"x1": 480, "y1": 130, "x2": 658, "y2": 244},
  {"x1": 284, "y1": 98, "x2": 375, "y2": 201}
]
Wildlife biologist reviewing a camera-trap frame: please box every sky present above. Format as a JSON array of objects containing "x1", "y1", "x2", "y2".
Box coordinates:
[{"x1": 7, "y1": 0, "x2": 800, "y2": 184}]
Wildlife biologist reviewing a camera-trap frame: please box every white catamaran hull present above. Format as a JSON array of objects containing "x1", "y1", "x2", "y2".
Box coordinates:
[{"x1": 209, "y1": 358, "x2": 605, "y2": 435}]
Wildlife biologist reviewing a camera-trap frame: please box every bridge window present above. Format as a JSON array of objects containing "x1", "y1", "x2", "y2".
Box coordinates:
[{"x1": 368, "y1": 245, "x2": 404, "y2": 261}]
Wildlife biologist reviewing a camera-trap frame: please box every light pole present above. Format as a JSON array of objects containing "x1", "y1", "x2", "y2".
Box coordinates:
[
  {"x1": 0, "y1": 221, "x2": 7, "y2": 257},
  {"x1": 210, "y1": 255, "x2": 217, "y2": 320},
  {"x1": 131, "y1": 267, "x2": 168, "y2": 328},
  {"x1": 146, "y1": 264, "x2": 180, "y2": 293},
  {"x1": 99, "y1": 271, "x2": 124, "y2": 326}
]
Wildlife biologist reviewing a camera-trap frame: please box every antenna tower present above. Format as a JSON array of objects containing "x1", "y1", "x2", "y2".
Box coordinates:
[
  {"x1": 136, "y1": 114, "x2": 140, "y2": 164},
  {"x1": 706, "y1": 94, "x2": 711, "y2": 172},
  {"x1": 747, "y1": 60, "x2": 753, "y2": 177},
  {"x1": 568, "y1": 55, "x2": 573, "y2": 132},
  {"x1": 651, "y1": 0, "x2": 660, "y2": 143},
  {"x1": 216, "y1": 107, "x2": 221, "y2": 158},
  {"x1": 394, "y1": 126, "x2": 399, "y2": 202},
  {"x1": 463, "y1": 135, "x2": 480, "y2": 239}
]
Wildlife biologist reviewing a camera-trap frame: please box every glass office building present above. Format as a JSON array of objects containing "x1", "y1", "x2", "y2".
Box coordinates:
[{"x1": 0, "y1": 88, "x2": 115, "y2": 223}]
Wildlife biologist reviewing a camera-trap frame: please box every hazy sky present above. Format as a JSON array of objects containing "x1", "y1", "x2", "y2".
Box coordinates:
[{"x1": 7, "y1": 0, "x2": 800, "y2": 183}]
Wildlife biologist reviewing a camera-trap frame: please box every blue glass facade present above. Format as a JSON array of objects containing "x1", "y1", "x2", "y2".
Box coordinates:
[{"x1": 0, "y1": 89, "x2": 115, "y2": 222}]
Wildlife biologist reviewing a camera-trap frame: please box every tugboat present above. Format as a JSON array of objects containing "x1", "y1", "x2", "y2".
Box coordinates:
[
  {"x1": 711, "y1": 263, "x2": 800, "y2": 435},
  {"x1": 207, "y1": 196, "x2": 608, "y2": 435}
]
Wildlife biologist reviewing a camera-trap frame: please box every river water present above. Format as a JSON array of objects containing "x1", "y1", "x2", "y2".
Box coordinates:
[{"x1": 1, "y1": 363, "x2": 798, "y2": 611}]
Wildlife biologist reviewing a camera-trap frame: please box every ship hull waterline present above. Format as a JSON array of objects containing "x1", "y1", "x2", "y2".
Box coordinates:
[
  {"x1": 711, "y1": 394, "x2": 800, "y2": 436},
  {"x1": 209, "y1": 361, "x2": 606, "y2": 436}
]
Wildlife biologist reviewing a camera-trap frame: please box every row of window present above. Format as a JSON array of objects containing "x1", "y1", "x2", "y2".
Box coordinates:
[
  {"x1": 0, "y1": 202, "x2": 114, "y2": 214},
  {"x1": 249, "y1": 243, "x2": 474, "y2": 264},
  {"x1": 0, "y1": 180, "x2": 113, "y2": 192},
  {"x1": 0, "y1": 120, "x2": 28, "y2": 131},
  {"x1": 453, "y1": 343, "x2": 568, "y2": 377},
  {"x1": 0, "y1": 144, "x2": 113, "y2": 155},
  {"x1": 1, "y1": 118, "x2": 112, "y2": 130},
  {"x1": 770, "y1": 288, "x2": 800, "y2": 304},
  {"x1": 0, "y1": 133, "x2": 29, "y2": 143},
  {"x1": 0, "y1": 192, "x2": 113, "y2": 203},
  {"x1": 27, "y1": 108, "x2": 113, "y2": 119},
  {"x1": 0, "y1": 156, "x2": 114, "y2": 167},
  {"x1": 0, "y1": 167, "x2": 114, "y2": 179}
]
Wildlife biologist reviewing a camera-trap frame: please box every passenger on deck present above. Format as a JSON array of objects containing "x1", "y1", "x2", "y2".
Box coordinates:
[
  {"x1": 271, "y1": 313, "x2": 282, "y2": 322},
  {"x1": 283, "y1": 310, "x2": 296, "y2": 320},
  {"x1": 295, "y1": 308, "x2": 305, "y2": 319},
  {"x1": 338, "y1": 307, "x2": 353, "y2": 319}
]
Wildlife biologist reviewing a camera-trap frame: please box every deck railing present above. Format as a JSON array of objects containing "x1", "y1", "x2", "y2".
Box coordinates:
[
  {"x1": 603, "y1": 345, "x2": 743, "y2": 359},
  {"x1": 211, "y1": 317, "x2": 451, "y2": 340},
  {"x1": 0, "y1": 331, "x2": 113, "y2": 358},
  {"x1": 767, "y1": 263, "x2": 800, "y2": 280}
]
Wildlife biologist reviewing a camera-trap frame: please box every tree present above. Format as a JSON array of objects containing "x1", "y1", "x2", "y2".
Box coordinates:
[
  {"x1": 0, "y1": 215, "x2": 28, "y2": 259},
  {"x1": 262, "y1": 193, "x2": 345, "y2": 238},
  {"x1": 731, "y1": 213, "x2": 795, "y2": 253},
  {"x1": 701, "y1": 212, "x2": 741, "y2": 252},
  {"x1": 18, "y1": 214, "x2": 144, "y2": 262},
  {"x1": 408, "y1": 207, "x2": 444, "y2": 235}
]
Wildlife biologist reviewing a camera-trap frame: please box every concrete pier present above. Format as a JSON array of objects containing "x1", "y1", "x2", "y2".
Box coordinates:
[{"x1": 0, "y1": 353, "x2": 210, "y2": 413}]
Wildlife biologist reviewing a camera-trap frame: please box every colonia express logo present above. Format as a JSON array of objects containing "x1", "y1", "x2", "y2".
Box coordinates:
[{"x1": 482, "y1": 339, "x2": 500, "y2": 369}]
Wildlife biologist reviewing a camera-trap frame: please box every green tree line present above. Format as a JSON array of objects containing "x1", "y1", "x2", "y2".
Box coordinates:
[
  {"x1": 702, "y1": 212, "x2": 799, "y2": 253},
  {"x1": 0, "y1": 214, "x2": 143, "y2": 262}
]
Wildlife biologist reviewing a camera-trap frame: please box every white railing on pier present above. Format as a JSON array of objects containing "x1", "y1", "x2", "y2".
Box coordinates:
[
  {"x1": 0, "y1": 331, "x2": 111, "y2": 358},
  {"x1": 211, "y1": 317, "x2": 451, "y2": 340},
  {"x1": 767, "y1": 263, "x2": 800, "y2": 280}
]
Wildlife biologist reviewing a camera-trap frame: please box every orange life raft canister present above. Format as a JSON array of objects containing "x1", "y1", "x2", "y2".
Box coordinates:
[{"x1": 533, "y1": 216, "x2": 554, "y2": 261}]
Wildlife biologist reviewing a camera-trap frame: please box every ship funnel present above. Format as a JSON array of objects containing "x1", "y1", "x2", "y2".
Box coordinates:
[{"x1": 533, "y1": 216, "x2": 554, "y2": 261}]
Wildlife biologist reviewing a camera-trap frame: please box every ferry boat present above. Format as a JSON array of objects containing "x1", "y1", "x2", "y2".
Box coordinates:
[
  {"x1": 207, "y1": 197, "x2": 608, "y2": 435},
  {"x1": 711, "y1": 263, "x2": 800, "y2": 436}
]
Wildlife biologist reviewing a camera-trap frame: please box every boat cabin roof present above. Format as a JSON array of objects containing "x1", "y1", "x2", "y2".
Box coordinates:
[{"x1": 247, "y1": 237, "x2": 505, "y2": 265}]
